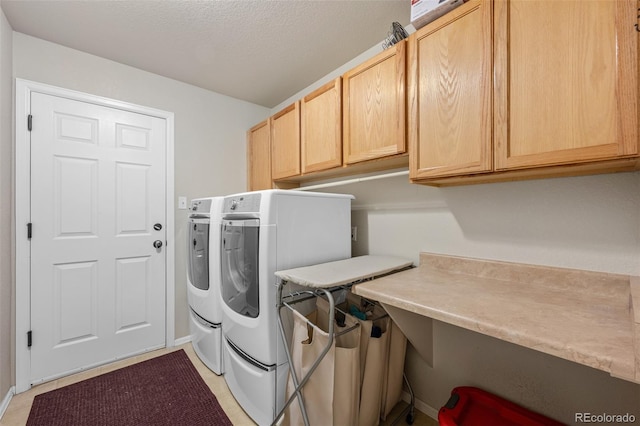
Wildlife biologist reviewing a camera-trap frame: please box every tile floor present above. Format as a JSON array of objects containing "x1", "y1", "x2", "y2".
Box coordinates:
[{"x1": 0, "y1": 343, "x2": 436, "y2": 426}]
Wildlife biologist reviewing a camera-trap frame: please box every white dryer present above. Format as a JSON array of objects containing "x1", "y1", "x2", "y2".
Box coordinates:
[
  {"x1": 187, "y1": 197, "x2": 225, "y2": 375},
  {"x1": 219, "y1": 190, "x2": 353, "y2": 425}
]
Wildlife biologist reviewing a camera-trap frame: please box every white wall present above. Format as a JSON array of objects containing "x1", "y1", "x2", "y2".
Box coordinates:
[
  {"x1": 11, "y1": 33, "x2": 270, "y2": 344},
  {"x1": 272, "y1": 38, "x2": 389, "y2": 115},
  {"x1": 0, "y1": 7, "x2": 13, "y2": 399},
  {"x1": 276, "y1": 31, "x2": 640, "y2": 424},
  {"x1": 342, "y1": 172, "x2": 640, "y2": 275}
]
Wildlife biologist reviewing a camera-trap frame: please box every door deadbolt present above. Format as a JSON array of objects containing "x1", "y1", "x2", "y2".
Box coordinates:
[
  {"x1": 154, "y1": 223, "x2": 162, "y2": 231},
  {"x1": 153, "y1": 240, "x2": 163, "y2": 249}
]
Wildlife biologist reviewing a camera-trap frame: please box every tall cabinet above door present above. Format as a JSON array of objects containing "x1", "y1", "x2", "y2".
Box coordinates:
[
  {"x1": 247, "y1": 119, "x2": 272, "y2": 191},
  {"x1": 271, "y1": 101, "x2": 301, "y2": 180}
]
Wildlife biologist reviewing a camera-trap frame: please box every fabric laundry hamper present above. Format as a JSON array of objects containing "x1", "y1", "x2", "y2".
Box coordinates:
[
  {"x1": 379, "y1": 319, "x2": 407, "y2": 420},
  {"x1": 285, "y1": 296, "x2": 361, "y2": 426},
  {"x1": 342, "y1": 292, "x2": 408, "y2": 425},
  {"x1": 275, "y1": 256, "x2": 415, "y2": 426}
]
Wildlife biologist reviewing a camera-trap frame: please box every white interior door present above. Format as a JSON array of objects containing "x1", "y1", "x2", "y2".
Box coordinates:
[{"x1": 29, "y1": 92, "x2": 167, "y2": 384}]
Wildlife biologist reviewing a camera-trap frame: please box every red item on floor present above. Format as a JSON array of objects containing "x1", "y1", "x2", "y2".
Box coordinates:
[{"x1": 438, "y1": 386, "x2": 565, "y2": 426}]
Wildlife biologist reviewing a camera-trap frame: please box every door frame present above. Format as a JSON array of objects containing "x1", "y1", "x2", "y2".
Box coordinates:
[{"x1": 14, "y1": 79, "x2": 176, "y2": 393}]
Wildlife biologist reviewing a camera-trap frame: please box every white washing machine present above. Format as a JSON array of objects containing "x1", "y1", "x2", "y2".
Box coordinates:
[
  {"x1": 219, "y1": 189, "x2": 353, "y2": 425},
  {"x1": 187, "y1": 197, "x2": 225, "y2": 375}
]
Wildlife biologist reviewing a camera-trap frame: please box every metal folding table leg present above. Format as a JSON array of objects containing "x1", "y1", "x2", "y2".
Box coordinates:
[{"x1": 273, "y1": 283, "x2": 336, "y2": 426}]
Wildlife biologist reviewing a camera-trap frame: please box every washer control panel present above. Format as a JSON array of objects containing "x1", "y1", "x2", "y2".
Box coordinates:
[
  {"x1": 223, "y1": 194, "x2": 261, "y2": 214},
  {"x1": 190, "y1": 198, "x2": 212, "y2": 214}
]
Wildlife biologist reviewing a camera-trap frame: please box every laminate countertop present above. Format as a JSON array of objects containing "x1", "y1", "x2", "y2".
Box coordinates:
[{"x1": 352, "y1": 253, "x2": 640, "y2": 384}]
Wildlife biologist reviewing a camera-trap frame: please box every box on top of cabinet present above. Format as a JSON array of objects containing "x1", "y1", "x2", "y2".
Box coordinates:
[{"x1": 410, "y1": 0, "x2": 466, "y2": 29}]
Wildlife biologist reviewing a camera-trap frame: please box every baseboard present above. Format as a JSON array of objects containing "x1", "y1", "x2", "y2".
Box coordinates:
[
  {"x1": 174, "y1": 334, "x2": 192, "y2": 346},
  {"x1": 402, "y1": 390, "x2": 439, "y2": 421},
  {"x1": 0, "y1": 386, "x2": 15, "y2": 420}
]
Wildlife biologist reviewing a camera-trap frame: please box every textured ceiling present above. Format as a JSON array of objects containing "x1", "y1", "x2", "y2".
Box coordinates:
[{"x1": 1, "y1": 0, "x2": 411, "y2": 108}]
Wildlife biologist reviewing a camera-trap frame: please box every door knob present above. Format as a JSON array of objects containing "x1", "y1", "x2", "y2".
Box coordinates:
[{"x1": 153, "y1": 240, "x2": 163, "y2": 249}]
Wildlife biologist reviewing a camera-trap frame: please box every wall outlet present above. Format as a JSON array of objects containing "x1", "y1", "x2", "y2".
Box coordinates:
[{"x1": 351, "y1": 226, "x2": 357, "y2": 242}]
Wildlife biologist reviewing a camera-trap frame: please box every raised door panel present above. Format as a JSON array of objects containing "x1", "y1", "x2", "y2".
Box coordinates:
[
  {"x1": 115, "y1": 256, "x2": 152, "y2": 332},
  {"x1": 494, "y1": 0, "x2": 638, "y2": 170},
  {"x1": 271, "y1": 102, "x2": 301, "y2": 179},
  {"x1": 301, "y1": 78, "x2": 342, "y2": 173},
  {"x1": 115, "y1": 163, "x2": 150, "y2": 235},
  {"x1": 247, "y1": 120, "x2": 272, "y2": 191},
  {"x1": 409, "y1": 0, "x2": 492, "y2": 179},
  {"x1": 52, "y1": 261, "x2": 98, "y2": 347},
  {"x1": 343, "y1": 41, "x2": 406, "y2": 164},
  {"x1": 53, "y1": 156, "x2": 98, "y2": 237}
]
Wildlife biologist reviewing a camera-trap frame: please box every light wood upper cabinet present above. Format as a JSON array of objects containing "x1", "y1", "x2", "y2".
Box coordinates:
[
  {"x1": 408, "y1": 0, "x2": 492, "y2": 179},
  {"x1": 247, "y1": 119, "x2": 272, "y2": 191},
  {"x1": 301, "y1": 78, "x2": 342, "y2": 173},
  {"x1": 343, "y1": 40, "x2": 406, "y2": 165},
  {"x1": 494, "y1": 0, "x2": 638, "y2": 170},
  {"x1": 271, "y1": 101, "x2": 301, "y2": 180},
  {"x1": 251, "y1": 0, "x2": 640, "y2": 188}
]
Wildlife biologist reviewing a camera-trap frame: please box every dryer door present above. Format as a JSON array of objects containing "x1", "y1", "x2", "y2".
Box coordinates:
[{"x1": 221, "y1": 219, "x2": 260, "y2": 318}]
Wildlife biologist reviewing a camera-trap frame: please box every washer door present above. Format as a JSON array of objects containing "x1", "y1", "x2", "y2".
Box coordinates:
[
  {"x1": 188, "y1": 218, "x2": 210, "y2": 291},
  {"x1": 221, "y1": 219, "x2": 259, "y2": 318}
]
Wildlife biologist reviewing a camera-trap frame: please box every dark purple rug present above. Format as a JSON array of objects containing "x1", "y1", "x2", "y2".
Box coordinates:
[{"x1": 26, "y1": 349, "x2": 233, "y2": 426}]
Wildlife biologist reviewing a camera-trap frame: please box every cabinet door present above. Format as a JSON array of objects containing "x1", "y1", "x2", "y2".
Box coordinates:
[
  {"x1": 271, "y1": 101, "x2": 300, "y2": 179},
  {"x1": 247, "y1": 120, "x2": 272, "y2": 191},
  {"x1": 408, "y1": 0, "x2": 492, "y2": 179},
  {"x1": 343, "y1": 41, "x2": 406, "y2": 164},
  {"x1": 301, "y1": 78, "x2": 342, "y2": 174},
  {"x1": 494, "y1": 0, "x2": 638, "y2": 170}
]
